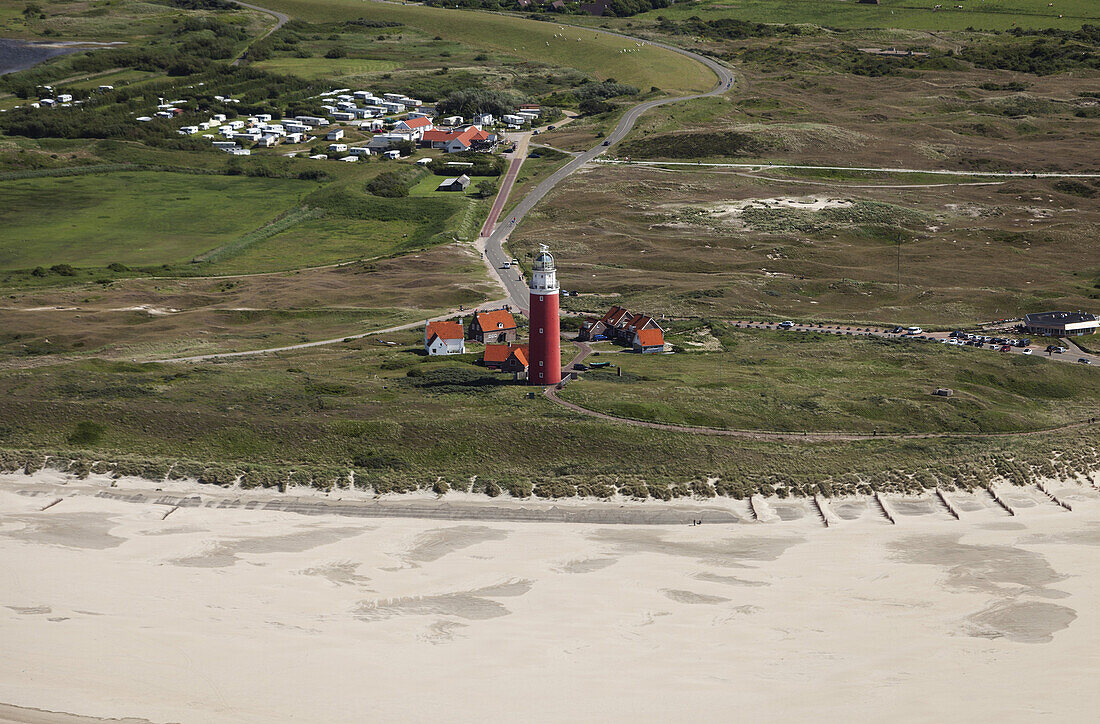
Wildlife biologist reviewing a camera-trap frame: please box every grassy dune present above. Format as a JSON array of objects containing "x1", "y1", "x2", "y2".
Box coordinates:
[
  {"x1": 561, "y1": 328, "x2": 1100, "y2": 434},
  {"x1": 258, "y1": 0, "x2": 716, "y2": 93}
]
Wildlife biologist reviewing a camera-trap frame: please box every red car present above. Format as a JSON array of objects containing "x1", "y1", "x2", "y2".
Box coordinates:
[{"x1": 1000, "y1": 344, "x2": 1012, "y2": 352}]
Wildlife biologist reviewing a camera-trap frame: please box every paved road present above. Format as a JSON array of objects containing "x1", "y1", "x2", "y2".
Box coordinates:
[
  {"x1": 596, "y1": 159, "x2": 1100, "y2": 179},
  {"x1": 478, "y1": 132, "x2": 530, "y2": 238},
  {"x1": 229, "y1": 1, "x2": 289, "y2": 66},
  {"x1": 479, "y1": 36, "x2": 734, "y2": 313}
]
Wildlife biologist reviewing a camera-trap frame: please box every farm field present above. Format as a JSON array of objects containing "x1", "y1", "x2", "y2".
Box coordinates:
[
  {"x1": 258, "y1": 0, "x2": 717, "y2": 94},
  {"x1": 0, "y1": 171, "x2": 315, "y2": 270},
  {"x1": 560, "y1": 327, "x2": 1100, "y2": 434},
  {"x1": 624, "y1": 0, "x2": 1099, "y2": 31}
]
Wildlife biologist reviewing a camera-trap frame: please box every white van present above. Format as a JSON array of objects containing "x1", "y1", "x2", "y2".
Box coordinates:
[{"x1": 906, "y1": 326, "x2": 923, "y2": 335}]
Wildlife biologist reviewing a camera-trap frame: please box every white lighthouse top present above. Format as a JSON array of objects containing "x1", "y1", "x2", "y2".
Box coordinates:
[{"x1": 530, "y1": 244, "x2": 558, "y2": 294}]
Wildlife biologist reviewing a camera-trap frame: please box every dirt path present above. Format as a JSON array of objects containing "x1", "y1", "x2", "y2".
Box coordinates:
[
  {"x1": 478, "y1": 132, "x2": 530, "y2": 238},
  {"x1": 597, "y1": 159, "x2": 1100, "y2": 179}
]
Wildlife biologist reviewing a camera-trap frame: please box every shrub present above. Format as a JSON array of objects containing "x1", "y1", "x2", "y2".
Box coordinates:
[
  {"x1": 68, "y1": 421, "x2": 106, "y2": 446},
  {"x1": 366, "y1": 170, "x2": 412, "y2": 197}
]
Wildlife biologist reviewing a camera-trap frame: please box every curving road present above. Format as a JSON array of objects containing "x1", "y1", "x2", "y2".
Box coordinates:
[
  {"x1": 229, "y1": 1, "x2": 290, "y2": 66},
  {"x1": 148, "y1": 12, "x2": 732, "y2": 363},
  {"x1": 479, "y1": 34, "x2": 734, "y2": 313}
]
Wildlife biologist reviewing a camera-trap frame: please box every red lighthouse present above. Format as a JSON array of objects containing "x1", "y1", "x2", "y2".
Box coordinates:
[{"x1": 528, "y1": 244, "x2": 561, "y2": 385}]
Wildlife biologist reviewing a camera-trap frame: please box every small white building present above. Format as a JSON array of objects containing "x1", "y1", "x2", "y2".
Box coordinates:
[
  {"x1": 473, "y1": 113, "x2": 494, "y2": 126},
  {"x1": 326, "y1": 128, "x2": 345, "y2": 141},
  {"x1": 349, "y1": 147, "x2": 372, "y2": 157},
  {"x1": 383, "y1": 149, "x2": 402, "y2": 160},
  {"x1": 442, "y1": 115, "x2": 463, "y2": 126},
  {"x1": 328, "y1": 143, "x2": 348, "y2": 152},
  {"x1": 425, "y1": 321, "x2": 465, "y2": 356},
  {"x1": 501, "y1": 114, "x2": 526, "y2": 126},
  {"x1": 339, "y1": 155, "x2": 358, "y2": 163}
]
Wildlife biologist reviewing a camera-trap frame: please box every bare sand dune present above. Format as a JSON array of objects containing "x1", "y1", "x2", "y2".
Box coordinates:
[{"x1": 1, "y1": 474, "x2": 1099, "y2": 722}]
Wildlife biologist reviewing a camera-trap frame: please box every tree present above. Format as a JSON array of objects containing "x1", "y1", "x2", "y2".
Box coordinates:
[
  {"x1": 325, "y1": 45, "x2": 347, "y2": 59},
  {"x1": 474, "y1": 179, "x2": 498, "y2": 198}
]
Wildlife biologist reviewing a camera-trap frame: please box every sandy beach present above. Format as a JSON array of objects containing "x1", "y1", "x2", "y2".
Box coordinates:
[{"x1": 2, "y1": 471, "x2": 1099, "y2": 723}]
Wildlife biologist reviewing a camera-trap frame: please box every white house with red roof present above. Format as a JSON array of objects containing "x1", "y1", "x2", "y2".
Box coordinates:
[
  {"x1": 393, "y1": 115, "x2": 434, "y2": 140},
  {"x1": 421, "y1": 126, "x2": 497, "y2": 153},
  {"x1": 424, "y1": 320, "x2": 466, "y2": 356}
]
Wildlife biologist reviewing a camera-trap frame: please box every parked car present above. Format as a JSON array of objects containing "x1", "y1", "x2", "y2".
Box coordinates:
[
  {"x1": 547, "y1": 125, "x2": 556, "y2": 130},
  {"x1": 889, "y1": 326, "x2": 905, "y2": 334},
  {"x1": 573, "y1": 363, "x2": 587, "y2": 371},
  {"x1": 1079, "y1": 358, "x2": 1093, "y2": 365},
  {"x1": 1054, "y1": 346, "x2": 1067, "y2": 354},
  {"x1": 779, "y1": 320, "x2": 795, "y2": 328},
  {"x1": 906, "y1": 326, "x2": 923, "y2": 335},
  {"x1": 1000, "y1": 345, "x2": 1012, "y2": 352},
  {"x1": 601, "y1": 140, "x2": 611, "y2": 146},
  {"x1": 1022, "y1": 348, "x2": 1032, "y2": 355},
  {"x1": 1016, "y1": 338, "x2": 1031, "y2": 347}
]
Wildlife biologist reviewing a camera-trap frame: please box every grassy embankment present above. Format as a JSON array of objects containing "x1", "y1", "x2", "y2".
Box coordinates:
[
  {"x1": 259, "y1": 0, "x2": 716, "y2": 94},
  {"x1": 0, "y1": 327, "x2": 1095, "y2": 498}
]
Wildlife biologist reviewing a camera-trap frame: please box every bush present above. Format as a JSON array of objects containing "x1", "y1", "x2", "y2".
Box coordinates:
[
  {"x1": 366, "y1": 170, "x2": 412, "y2": 197},
  {"x1": 505, "y1": 480, "x2": 533, "y2": 498},
  {"x1": 68, "y1": 421, "x2": 106, "y2": 446}
]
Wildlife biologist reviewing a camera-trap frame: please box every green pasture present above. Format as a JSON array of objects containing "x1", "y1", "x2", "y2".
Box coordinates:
[
  {"x1": 252, "y1": 57, "x2": 399, "y2": 80},
  {"x1": 0, "y1": 171, "x2": 313, "y2": 270},
  {"x1": 258, "y1": 0, "x2": 717, "y2": 93}
]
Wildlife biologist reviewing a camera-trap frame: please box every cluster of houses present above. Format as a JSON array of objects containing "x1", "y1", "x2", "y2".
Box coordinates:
[
  {"x1": 173, "y1": 87, "x2": 546, "y2": 160},
  {"x1": 578, "y1": 305, "x2": 666, "y2": 353},
  {"x1": 2, "y1": 84, "x2": 116, "y2": 113},
  {"x1": 423, "y1": 308, "x2": 532, "y2": 378}
]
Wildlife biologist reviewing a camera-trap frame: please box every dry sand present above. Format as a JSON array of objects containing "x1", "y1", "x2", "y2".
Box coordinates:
[{"x1": 2, "y1": 472, "x2": 1099, "y2": 723}]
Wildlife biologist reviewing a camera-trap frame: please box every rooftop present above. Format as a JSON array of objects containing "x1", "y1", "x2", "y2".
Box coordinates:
[{"x1": 1024, "y1": 311, "x2": 1098, "y2": 326}]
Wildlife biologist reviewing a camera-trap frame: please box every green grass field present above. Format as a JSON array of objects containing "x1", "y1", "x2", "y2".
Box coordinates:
[
  {"x1": 0, "y1": 171, "x2": 315, "y2": 270},
  {"x1": 632, "y1": 0, "x2": 1099, "y2": 30},
  {"x1": 0, "y1": 330, "x2": 1095, "y2": 497},
  {"x1": 560, "y1": 328, "x2": 1100, "y2": 434},
  {"x1": 259, "y1": 0, "x2": 716, "y2": 93},
  {"x1": 252, "y1": 58, "x2": 398, "y2": 80}
]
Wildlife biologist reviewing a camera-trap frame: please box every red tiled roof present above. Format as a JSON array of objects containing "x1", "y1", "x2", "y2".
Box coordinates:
[
  {"x1": 400, "y1": 116, "x2": 432, "y2": 128},
  {"x1": 426, "y1": 320, "x2": 463, "y2": 341},
  {"x1": 601, "y1": 305, "x2": 631, "y2": 327},
  {"x1": 635, "y1": 328, "x2": 664, "y2": 347},
  {"x1": 475, "y1": 309, "x2": 516, "y2": 331},
  {"x1": 484, "y1": 343, "x2": 528, "y2": 365},
  {"x1": 422, "y1": 129, "x2": 451, "y2": 142}
]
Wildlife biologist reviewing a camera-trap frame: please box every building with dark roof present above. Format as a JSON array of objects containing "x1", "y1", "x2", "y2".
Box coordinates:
[{"x1": 1022, "y1": 311, "x2": 1098, "y2": 337}]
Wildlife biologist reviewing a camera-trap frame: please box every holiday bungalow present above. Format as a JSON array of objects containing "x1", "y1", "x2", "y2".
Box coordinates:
[
  {"x1": 425, "y1": 320, "x2": 466, "y2": 356},
  {"x1": 393, "y1": 115, "x2": 434, "y2": 140},
  {"x1": 633, "y1": 328, "x2": 665, "y2": 353}
]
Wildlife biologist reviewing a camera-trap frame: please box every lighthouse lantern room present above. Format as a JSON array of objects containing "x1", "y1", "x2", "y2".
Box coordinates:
[{"x1": 528, "y1": 244, "x2": 561, "y2": 386}]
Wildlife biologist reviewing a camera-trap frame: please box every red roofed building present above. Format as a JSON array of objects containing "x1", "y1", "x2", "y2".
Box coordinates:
[
  {"x1": 393, "y1": 115, "x2": 434, "y2": 139},
  {"x1": 468, "y1": 308, "x2": 517, "y2": 343},
  {"x1": 633, "y1": 328, "x2": 665, "y2": 354},
  {"x1": 424, "y1": 320, "x2": 465, "y2": 356},
  {"x1": 482, "y1": 343, "x2": 529, "y2": 376},
  {"x1": 421, "y1": 125, "x2": 497, "y2": 153}
]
